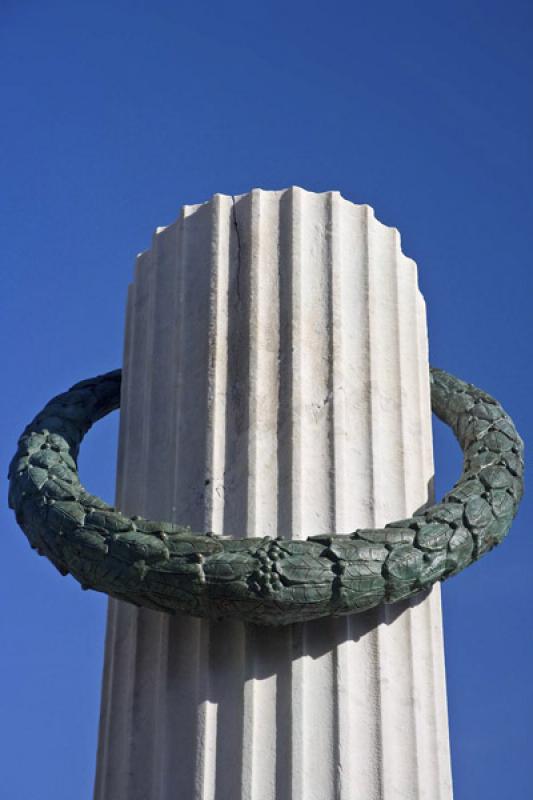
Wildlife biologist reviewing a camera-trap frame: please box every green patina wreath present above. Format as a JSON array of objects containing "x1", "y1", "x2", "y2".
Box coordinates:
[{"x1": 8, "y1": 367, "x2": 524, "y2": 625}]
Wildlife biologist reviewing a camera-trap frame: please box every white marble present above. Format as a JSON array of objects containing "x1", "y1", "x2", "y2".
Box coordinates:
[{"x1": 94, "y1": 188, "x2": 453, "y2": 800}]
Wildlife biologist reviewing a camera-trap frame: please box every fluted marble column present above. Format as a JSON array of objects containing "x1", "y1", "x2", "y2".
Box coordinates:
[{"x1": 94, "y1": 188, "x2": 453, "y2": 800}]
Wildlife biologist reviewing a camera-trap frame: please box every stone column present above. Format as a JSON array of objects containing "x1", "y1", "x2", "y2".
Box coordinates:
[{"x1": 94, "y1": 188, "x2": 453, "y2": 800}]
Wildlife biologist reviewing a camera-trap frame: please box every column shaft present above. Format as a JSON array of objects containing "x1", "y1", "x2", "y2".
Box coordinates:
[{"x1": 94, "y1": 188, "x2": 452, "y2": 800}]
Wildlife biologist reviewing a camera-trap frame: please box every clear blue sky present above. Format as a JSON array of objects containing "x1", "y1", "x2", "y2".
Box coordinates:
[{"x1": 1, "y1": 1, "x2": 532, "y2": 797}]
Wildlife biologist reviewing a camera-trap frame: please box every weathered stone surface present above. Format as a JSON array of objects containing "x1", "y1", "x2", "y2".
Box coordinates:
[{"x1": 98, "y1": 190, "x2": 456, "y2": 800}]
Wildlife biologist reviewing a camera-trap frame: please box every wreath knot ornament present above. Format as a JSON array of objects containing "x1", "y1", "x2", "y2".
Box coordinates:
[{"x1": 9, "y1": 367, "x2": 523, "y2": 625}]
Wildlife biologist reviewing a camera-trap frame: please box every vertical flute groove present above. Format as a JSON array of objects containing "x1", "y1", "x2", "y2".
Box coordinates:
[
  {"x1": 290, "y1": 187, "x2": 305, "y2": 800},
  {"x1": 121, "y1": 251, "x2": 151, "y2": 798},
  {"x1": 393, "y1": 232, "x2": 421, "y2": 798},
  {"x1": 145, "y1": 227, "x2": 175, "y2": 799},
  {"x1": 276, "y1": 189, "x2": 295, "y2": 800},
  {"x1": 127, "y1": 239, "x2": 163, "y2": 800},
  {"x1": 171, "y1": 206, "x2": 190, "y2": 526},
  {"x1": 93, "y1": 593, "x2": 117, "y2": 799},
  {"x1": 327, "y1": 191, "x2": 342, "y2": 798},
  {"x1": 365, "y1": 205, "x2": 386, "y2": 800},
  {"x1": 94, "y1": 278, "x2": 136, "y2": 799}
]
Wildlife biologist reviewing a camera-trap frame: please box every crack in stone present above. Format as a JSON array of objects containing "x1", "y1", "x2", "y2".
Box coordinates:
[{"x1": 231, "y1": 194, "x2": 242, "y2": 302}]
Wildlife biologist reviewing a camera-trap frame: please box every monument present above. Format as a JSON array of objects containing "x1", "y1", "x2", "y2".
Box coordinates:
[{"x1": 9, "y1": 189, "x2": 524, "y2": 799}]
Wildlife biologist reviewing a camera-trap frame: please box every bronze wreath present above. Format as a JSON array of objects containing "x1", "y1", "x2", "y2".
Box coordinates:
[{"x1": 8, "y1": 367, "x2": 524, "y2": 625}]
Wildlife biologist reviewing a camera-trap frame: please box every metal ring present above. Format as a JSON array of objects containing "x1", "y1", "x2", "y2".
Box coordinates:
[{"x1": 8, "y1": 367, "x2": 524, "y2": 625}]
